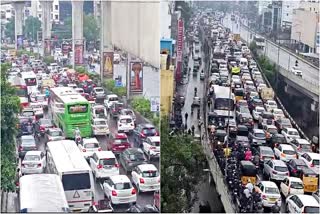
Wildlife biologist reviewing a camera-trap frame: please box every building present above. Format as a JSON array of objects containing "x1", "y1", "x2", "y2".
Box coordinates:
[
  {"x1": 0, "y1": 4, "x2": 13, "y2": 24},
  {"x1": 30, "y1": 0, "x2": 60, "y2": 23},
  {"x1": 281, "y1": 0, "x2": 300, "y2": 29},
  {"x1": 160, "y1": 1, "x2": 172, "y2": 39},
  {"x1": 257, "y1": 0, "x2": 272, "y2": 15}
]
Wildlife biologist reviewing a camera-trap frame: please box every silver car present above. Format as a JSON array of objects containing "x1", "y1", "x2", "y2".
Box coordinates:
[
  {"x1": 249, "y1": 129, "x2": 266, "y2": 146},
  {"x1": 263, "y1": 160, "x2": 289, "y2": 181}
]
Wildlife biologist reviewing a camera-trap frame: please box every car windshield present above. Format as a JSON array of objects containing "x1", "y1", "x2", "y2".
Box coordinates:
[
  {"x1": 312, "y1": 159, "x2": 319, "y2": 166},
  {"x1": 142, "y1": 171, "x2": 159, "y2": 178},
  {"x1": 114, "y1": 139, "x2": 128, "y2": 145},
  {"x1": 274, "y1": 166, "x2": 288, "y2": 172},
  {"x1": 99, "y1": 158, "x2": 116, "y2": 166},
  {"x1": 281, "y1": 119, "x2": 291, "y2": 125},
  {"x1": 50, "y1": 130, "x2": 62, "y2": 136},
  {"x1": 261, "y1": 149, "x2": 274, "y2": 156},
  {"x1": 22, "y1": 139, "x2": 35, "y2": 145},
  {"x1": 304, "y1": 207, "x2": 320, "y2": 213},
  {"x1": 283, "y1": 150, "x2": 295, "y2": 155},
  {"x1": 254, "y1": 133, "x2": 265, "y2": 138},
  {"x1": 240, "y1": 108, "x2": 250, "y2": 114},
  {"x1": 129, "y1": 153, "x2": 145, "y2": 161},
  {"x1": 301, "y1": 144, "x2": 312, "y2": 151},
  {"x1": 95, "y1": 120, "x2": 107, "y2": 125},
  {"x1": 36, "y1": 96, "x2": 45, "y2": 101},
  {"x1": 24, "y1": 155, "x2": 40, "y2": 161},
  {"x1": 95, "y1": 88, "x2": 103, "y2": 92},
  {"x1": 268, "y1": 128, "x2": 278, "y2": 134},
  {"x1": 288, "y1": 131, "x2": 299, "y2": 136},
  {"x1": 274, "y1": 110, "x2": 283, "y2": 114},
  {"x1": 120, "y1": 118, "x2": 132, "y2": 123},
  {"x1": 142, "y1": 128, "x2": 156, "y2": 135},
  {"x1": 256, "y1": 108, "x2": 264, "y2": 113},
  {"x1": 84, "y1": 143, "x2": 99, "y2": 148},
  {"x1": 265, "y1": 187, "x2": 279, "y2": 194},
  {"x1": 109, "y1": 97, "x2": 118, "y2": 101},
  {"x1": 23, "y1": 111, "x2": 34, "y2": 116},
  {"x1": 114, "y1": 182, "x2": 131, "y2": 190},
  {"x1": 290, "y1": 181, "x2": 304, "y2": 189}
]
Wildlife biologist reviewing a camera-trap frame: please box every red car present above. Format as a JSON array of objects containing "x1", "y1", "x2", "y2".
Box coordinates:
[{"x1": 107, "y1": 133, "x2": 131, "y2": 155}]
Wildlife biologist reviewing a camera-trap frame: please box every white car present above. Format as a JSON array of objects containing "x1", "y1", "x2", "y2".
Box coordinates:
[
  {"x1": 274, "y1": 144, "x2": 297, "y2": 162},
  {"x1": 286, "y1": 194, "x2": 319, "y2": 213},
  {"x1": 272, "y1": 108, "x2": 285, "y2": 120},
  {"x1": 30, "y1": 91, "x2": 41, "y2": 102},
  {"x1": 290, "y1": 66, "x2": 303, "y2": 77},
  {"x1": 29, "y1": 103, "x2": 44, "y2": 118},
  {"x1": 253, "y1": 106, "x2": 265, "y2": 121},
  {"x1": 78, "y1": 138, "x2": 101, "y2": 160},
  {"x1": 281, "y1": 128, "x2": 300, "y2": 143},
  {"x1": 34, "y1": 94, "x2": 48, "y2": 109},
  {"x1": 289, "y1": 138, "x2": 313, "y2": 155},
  {"x1": 257, "y1": 83, "x2": 267, "y2": 93},
  {"x1": 92, "y1": 87, "x2": 105, "y2": 97},
  {"x1": 92, "y1": 118, "x2": 110, "y2": 136},
  {"x1": 21, "y1": 151, "x2": 46, "y2": 175},
  {"x1": 143, "y1": 136, "x2": 160, "y2": 160},
  {"x1": 104, "y1": 94, "x2": 119, "y2": 110},
  {"x1": 299, "y1": 152, "x2": 320, "y2": 174},
  {"x1": 75, "y1": 88, "x2": 84, "y2": 94},
  {"x1": 92, "y1": 104, "x2": 107, "y2": 119},
  {"x1": 263, "y1": 159, "x2": 289, "y2": 181},
  {"x1": 117, "y1": 115, "x2": 135, "y2": 133},
  {"x1": 103, "y1": 175, "x2": 137, "y2": 205},
  {"x1": 131, "y1": 164, "x2": 160, "y2": 193},
  {"x1": 280, "y1": 177, "x2": 304, "y2": 197},
  {"x1": 255, "y1": 181, "x2": 282, "y2": 208},
  {"x1": 265, "y1": 100, "x2": 278, "y2": 112},
  {"x1": 90, "y1": 151, "x2": 119, "y2": 180},
  {"x1": 67, "y1": 83, "x2": 77, "y2": 89}
]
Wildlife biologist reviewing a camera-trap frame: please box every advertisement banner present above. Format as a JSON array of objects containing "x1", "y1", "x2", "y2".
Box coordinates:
[
  {"x1": 74, "y1": 44, "x2": 84, "y2": 65},
  {"x1": 130, "y1": 62, "x2": 143, "y2": 93},
  {"x1": 44, "y1": 39, "x2": 51, "y2": 56},
  {"x1": 17, "y1": 35, "x2": 24, "y2": 50},
  {"x1": 150, "y1": 97, "x2": 160, "y2": 112},
  {"x1": 176, "y1": 19, "x2": 184, "y2": 82},
  {"x1": 102, "y1": 52, "x2": 114, "y2": 78}
]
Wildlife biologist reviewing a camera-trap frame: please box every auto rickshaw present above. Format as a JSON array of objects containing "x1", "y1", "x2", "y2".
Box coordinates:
[
  {"x1": 212, "y1": 129, "x2": 227, "y2": 150},
  {"x1": 300, "y1": 168, "x2": 319, "y2": 193},
  {"x1": 234, "y1": 88, "x2": 245, "y2": 102},
  {"x1": 237, "y1": 125, "x2": 249, "y2": 137},
  {"x1": 240, "y1": 160, "x2": 257, "y2": 185}
]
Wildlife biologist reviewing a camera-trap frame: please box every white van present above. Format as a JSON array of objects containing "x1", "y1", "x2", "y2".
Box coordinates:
[{"x1": 239, "y1": 58, "x2": 248, "y2": 68}]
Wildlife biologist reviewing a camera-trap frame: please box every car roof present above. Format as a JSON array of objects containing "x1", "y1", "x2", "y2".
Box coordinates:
[
  {"x1": 260, "y1": 181, "x2": 278, "y2": 188},
  {"x1": 147, "y1": 136, "x2": 160, "y2": 142},
  {"x1": 113, "y1": 133, "x2": 128, "y2": 138},
  {"x1": 95, "y1": 151, "x2": 116, "y2": 159},
  {"x1": 126, "y1": 148, "x2": 144, "y2": 154},
  {"x1": 21, "y1": 135, "x2": 35, "y2": 140},
  {"x1": 25, "y1": 150, "x2": 42, "y2": 155},
  {"x1": 295, "y1": 138, "x2": 310, "y2": 145},
  {"x1": 82, "y1": 138, "x2": 99, "y2": 144},
  {"x1": 304, "y1": 152, "x2": 320, "y2": 159},
  {"x1": 137, "y1": 164, "x2": 158, "y2": 172},
  {"x1": 253, "y1": 129, "x2": 264, "y2": 133},
  {"x1": 140, "y1": 123, "x2": 155, "y2": 128},
  {"x1": 279, "y1": 144, "x2": 295, "y2": 150},
  {"x1": 110, "y1": 175, "x2": 131, "y2": 183},
  {"x1": 294, "y1": 195, "x2": 320, "y2": 206},
  {"x1": 259, "y1": 146, "x2": 273, "y2": 152},
  {"x1": 47, "y1": 128, "x2": 62, "y2": 132},
  {"x1": 93, "y1": 118, "x2": 107, "y2": 122},
  {"x1": 107, "y1": 94, "x2": 118, "y2": 98},
  {"x1": 286, "y1": 128, "x2": 298, "y2": 132},
  {"x1": 266, "y1": 125, "x2": 277, "y2": 129},
  {"x1": 286, "y1": 177, "x2": 303, "y2": 182},
  {"x1": 272, "y1": 160, "x2": 287, "y2": 166}
]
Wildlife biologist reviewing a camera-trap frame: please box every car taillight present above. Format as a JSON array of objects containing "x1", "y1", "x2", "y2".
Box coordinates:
[
  {"x1": 76, "y1": 137, "x2": 81, "y2": 141},
  {"x1": 40, "y1": 125, "x2": 45, "y2": 131},
  {"x1": 310, "y1": 164, "x2": 314, "y2": 167},
  {"x1": 286, "y1": 172, "x2": 289, "y2": 176},
  {"x1": 82, "y1": 149, "x2": 86, "y2": 152},
  {"x1": 281, "y1": 153, "x2": 286, "y2": 157},
  {"x1": 111, "y1": 190, "x2": 117, "y2": 196},
  {"x1": 272, "y1": 156, "x2": 275, "y2": 159},
  {"x1": 84, "y1": 85, "x2": 88, "y2": 88},
  {"x1": 97, "y1": 164, "x2": 103, "y2": 169},
  {"x1": 131, "y1": 188, "x2": 136, "y2": 195},
  {"x1": 155, "y1": 131, "x2": 159, "y2": 136},
  {"x1": 266, "y1": 133, "x2": 270, "y2": 138},
  {"x1": 262, "y1": 194, "x2": 266, "y2": 199},
  {"x1": 48, "y1": 137, "x2": 52, "y2": 141},
  {"x1": 158, "y1": 178, "x2": 160, "y2": 183},
  {"x1": 260, "y1": 155, "x2": 263, "y2": 160},
  {"x1": 139, "y1": 178, "x2": 145, "y2": 184},
  {"x1": 272, "y1": 170, "x2": 278, "y2": 174},
  {"x1": 15, "y1": 182, "x2": 19, "y2": 187},
  {"x1": 150, "y1": 146, "x2": 156, "y2": 150},
  {"x1": 98, "y1": 147, "x2": 102, "y2": 151},
  {"x1": 292, "y1": 169, "x2": 297, "y2": 173},
  {"x1": 140, "y1": 133, "x2": 146, "y2": 138},
  {"x1": 114, "y1": 163, "x2": 120, "y2": 168},
  {"x1": 37, "y1": 163, "x2": 41, "y2": 167}
]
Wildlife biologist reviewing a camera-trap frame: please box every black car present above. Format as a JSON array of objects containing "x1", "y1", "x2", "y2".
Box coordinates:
[
  {"x1": 119, "y1": 148, "x2": 147, "y2": 173},
  {"x1": 34, "y1": 118, "x2": 54, "y2": 137},
  {"x1": 18, "y1": 135, "x2": 37, "y2": 159},
  {"x1": 109, "y1": 102, "x2": 124, "y2": 119},
  {"x1": 133, "y1": 123, "x2": 158, "y2": 146},
  {"x1": 18, "y1": 116, "x2": 34, "y2": 137},
  {"x1": 286, "y1": 159, "x2": 309, "y2": 177}
]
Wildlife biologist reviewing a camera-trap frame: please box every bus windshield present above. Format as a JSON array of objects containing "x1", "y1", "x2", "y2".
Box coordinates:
[
  {"x1": 214, "y1": 98, "x2": 234, "y2": 111},
  {"x1": 62, "y1": 173, "x2": 91, "y2": 191},
  {"x1": 25, "y1": 78, "x2": 37, "y2": 86},
  {"x1": 16, "y1": 88, "x2": 28, "y2": 97}
]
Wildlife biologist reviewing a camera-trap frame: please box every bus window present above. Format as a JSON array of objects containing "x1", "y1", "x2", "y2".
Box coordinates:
[
  {"x1": 25, "y1": 78, "x2": 37, "y2": 86},
  {"x1": 68, "y1": 104, "x2": 88, "y2": 114}
]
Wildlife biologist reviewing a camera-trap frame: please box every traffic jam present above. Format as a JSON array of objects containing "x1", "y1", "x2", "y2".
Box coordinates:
[
  {"x1": 6, "y1": 51, "x2": 160, "y2": 213},
  {"x1": 188, "y1": 9, "x2": 320, "y2": 213}
]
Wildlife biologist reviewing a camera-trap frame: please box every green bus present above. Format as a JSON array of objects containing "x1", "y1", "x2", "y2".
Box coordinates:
[{"x1": 50, "y1": 87, "x2": 92, "y2": 138}]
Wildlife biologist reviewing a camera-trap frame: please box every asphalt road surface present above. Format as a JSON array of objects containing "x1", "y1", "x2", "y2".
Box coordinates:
[{"x1": 223, "y1": 14, "x2": 319, "y2": 86}]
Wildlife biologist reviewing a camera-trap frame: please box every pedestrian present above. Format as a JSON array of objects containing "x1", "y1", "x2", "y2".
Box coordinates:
[
  {"x1": 184, "y1": 112, "x2": 188, "y2": 123},
  {"x1": 245, "y1": 148, "x2": 252, "y2": 161},
  {"x1": 191, "y1": 125, "x2": 195, "y2": 136}
]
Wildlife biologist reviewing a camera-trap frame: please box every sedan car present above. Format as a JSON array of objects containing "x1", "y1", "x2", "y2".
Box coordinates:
[
  {"x1": 280, "y1": 177, "x2": 304, "y2": 197},
  {"x1": 18, "y1": 135, "x2": 37, "y2": 159},
  {"x1": 131, "y1": 164, "x2": 160, "y2": 193},
  {"x1": 249, "y1": 129, "x2": 266, "y2": 146},
  {"x1": 274, "y1": 144, "x2": 297, "y2": 162},
  {"x1": 119, "y1": 148, "x2": 147, "y2": 173},
  {"x1": 289, "y1": 138, "x2": 312, "y2": 155},
  {"x1": 286, "y1": 194, "x2": 319, "y2": 213},
  {"x1": 21, "y1": 151, "x2": 46, "y2": 175},
  {"x1": 254, "y1": 181, "x2": 281, "y2": 208},
  {"x1": 281, "y1": 128, "x2": 300, "y2": 143},
  {"x1": 263, "y1": 159, "x2": 289, "y2": 181},
  {"x1": 133, "y1": 124, "x2": 158, "y2": 147},
  {"x1": 286, "y1": 159, "x2": 309, "y2": 177},
  {"x1": 44, "y1": 128, "x2": 65, "y2": 142}
]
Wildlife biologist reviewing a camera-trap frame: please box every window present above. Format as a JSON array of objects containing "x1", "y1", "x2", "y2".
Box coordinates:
[
  {"x1": 62, "y1": 173, "x2": 91, "y2": 191},
  {"x1": 38, "y1": 14, "x2": 41, "y2": 18},
  {"x1": 55, "y1": 14, "x2": 58, "y2": 20},
  {"x1": 287, "y1": 13, "x2": 289, "y2": 16},
  {"x1": 55, "y1": 5, "x2": 58, "y2": 10}
]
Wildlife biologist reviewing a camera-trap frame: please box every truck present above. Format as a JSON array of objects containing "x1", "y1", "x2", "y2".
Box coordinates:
[{"x1": 260, "y1": 88, "x2": 275, "y2": 102}]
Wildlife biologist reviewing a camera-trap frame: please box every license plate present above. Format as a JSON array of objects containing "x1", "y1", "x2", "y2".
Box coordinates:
[
  {"x1": 119, "y1": 198, "x2": 129, "y2": 202},
  {"x1": 269, "y1": 198, "x2": 277, "y2": 202},
  {"x1": 150, "y1": 186, "x2": 154, "y2": 189},
  {"x1": 118, "y1": 146, "x2": 125, "y2": 148},
  {"x1": 27, "y1": 164, "x2": 35, "y2": 167}
]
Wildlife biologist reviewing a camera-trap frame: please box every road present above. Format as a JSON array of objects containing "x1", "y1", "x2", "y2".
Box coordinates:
[
  {"x1": 177, "y1": 40, "x2": 224, "y2": 213},
  {"x1": 222, "y1": 14, "x2": 319, "y2": 86}
]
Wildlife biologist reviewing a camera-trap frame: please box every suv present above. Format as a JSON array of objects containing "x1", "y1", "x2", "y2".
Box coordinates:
[
  {"x1": 90, "y1": 151, "x2": 119, "y2": 181},
  {"x1": 286, "y1": 195, "x2": 319, "y2": 213},
  {"x1": 133, "y1": 124, "x2": 158, "y2": 147},
  {"x1": 143, "y1": 136, "x2": 160, "y2": 160},
  {"x1": 107, "y1": 133, "x2": 131, "y2": 155}
]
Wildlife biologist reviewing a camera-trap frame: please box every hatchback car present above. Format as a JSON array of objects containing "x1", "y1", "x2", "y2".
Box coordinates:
[
  {"x1": 249, "y1": 129, "x2": 266, "y2": 146},
  {"x1": 252, "y1": 146, "x2": 275, "y2": 165},
  {"x1": 131, "y1": 164, "x2": 160, "y2": 193},
  {"x1": 78, "y1": 138, "x2": 101, "y2": 160},
  {"x1": 252, "y1": 106, "x2": 265, "y2": 121},
  {"x1": 133, "y1": 124, "x2": 158, "y2": 147},
  {"x1": 274, "y1": 144, "x2": 297, "y2": 162},
  {"x1": 90, "y1": 151, "x2": 119, "y2": 181},
  {"x1": 286, "y1": 159, "x2": 309, "y2": 177},
  {"x1": 92, "y1": 118, "x2": 109, "y2": 136},
  {"x1": 21, "y1": 151, "x2": 46, "y2": 175},
  {"x1": 143, "y1": 136, "x2": 160, "y2": 160},
  {"x1": 289, "y1": 138, "x2": 312, "y2": 155},
  {"x1": 120, "y1": 109, "x2": 136, "y2": 123},
  {"x1": 282, "y1": 128, "x2": 300, "y2": 143},
  {"x1": 44, "y1": 128, "x2": 65, "y2": 142},
  {"x1": 119, "y1": 148, "x2": 147, "y2": 173},
  {"x1": 18, "y1": 135, "x2": 37, "y2": 159},
  {"x1": 286, "y1": 194, "x2": 320, "y2": 213},
  {"x1": 117, "y1": 115, "x2": 135, "y2": 133},
  {"x1": 263, "y1": 159, "x2": 289, "y2": 181},
  {"x1": 254, "y1": 181, "x2": 281, "y2": 208},
  {"x1": 103, "y1": 175, "x2": 137, "y2": 205},
  {"x1": 280, "y1": 177, "x2": 304, "y2": 197},
  {"x1": 107, "y1": 133, "x2": 131, "y2": 155}
]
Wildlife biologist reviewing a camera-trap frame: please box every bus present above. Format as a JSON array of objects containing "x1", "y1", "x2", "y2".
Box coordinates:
[
  {"x1": 253, "y1": 35, "x2": 265, "y2": 49},
  {"x1": 8, "y1": 75, "x2": 29, "y2": 108},
  {"x1": 21, "y1": 71, "x2": 38, "y2": 94},
  {"x1": 46, "y1": 140, "x2": 94, "y2": 212},
  {"x1": 50, "y1": 87, "x2": 92, "y2": 138},
  {"x1": 19, "y1": 174, "x2": 70, "y2": 212}
]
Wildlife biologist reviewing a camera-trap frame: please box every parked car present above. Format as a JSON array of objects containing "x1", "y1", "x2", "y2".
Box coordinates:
[
  {"x1": 18, "y1": 135, "x2": 37, "y2": 159},
  {"x1": 119, "y1": 148, "x2": 147, "y2": 173},
  {"x1": 21, "y1": 151, "x2": 46, "y2": 175},
  {"x1": 103, "y1": 175, "x2": 137, "y2": 205},
  {"x1": 263, "y1": 159, "x2": 289, "y2": 181},
  {"x1": 90, "y1": 151, "x2": 120, "y2": 181},
  {"x1": 280, "y1": 177, "x2": 304, "y2": 197},
  {"x1": 286, "y1": 194, "x2": 319, "y2": 213},
  {"x1": 131, "y1": 164, "x2": 160, "y2": 193},
  {"x1": 254, "y1": 181, "x2": 281, "y2": 208}
]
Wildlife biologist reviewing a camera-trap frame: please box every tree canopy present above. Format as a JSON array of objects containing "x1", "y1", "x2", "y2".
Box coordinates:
[
  {"x1": 1, "y1": 63, "x2": 20, "y2": 191},
  {"x1": 23, "y1": 16, "x2": 42, "y2": 41},
  {"x1": 161, "y1": 117, "x2": 206, "y2": 213},
  {"x1": 4, "y1": 17, "x2": 15, "y2": 41}
]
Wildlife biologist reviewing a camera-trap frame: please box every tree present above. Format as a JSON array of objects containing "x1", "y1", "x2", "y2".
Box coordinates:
[
  {"x1": 4, "y1": 17, "x2": 15, "y2": 41},
  {"x1": 1, "y1": 63, "x2": 20, "y2": 191},
  {"x1": 23, "y1": 16, "x2": 42, "y2": 41},
  {"x1": 161, "y1": 117, "x2": 206, "y2": 213},
  {"x1": 52, "y1": 17, "x2": 72, "y2": 39},
  {"x1": 83, "y1": 14, "x2": 99, "y2": 42},
  {"x1": 175, "y1": 1, "x2": 192, "y2": 30}
]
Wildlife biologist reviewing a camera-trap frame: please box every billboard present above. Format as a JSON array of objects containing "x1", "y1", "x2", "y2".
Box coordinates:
[
  {"x1": 130, "y1": 62, "x2": 143, "y2": 93},
  {"x1": 102, "y1": 52, "x2": 114, "y2": 78},
  {"x1": 176, "y1": 19, "x2": 184, "y2": 82},
  {"x1": 150, "y1": 96, "x2": 160, "y2": 112},
  {"x1": 74, "y1": 44, "x2": 84, "y2": 65},
  {"x1": 17, "y1": 35, "x2": 24, "y2": 50}
]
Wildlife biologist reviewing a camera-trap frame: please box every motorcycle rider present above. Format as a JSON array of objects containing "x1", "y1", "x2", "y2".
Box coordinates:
[
  {"x1": 194, "y1": 87, "x2": 197, "y2": 96},
  {"x1": 271, "y1": 201, "x2": 281, "y2": 213},
  {"x1": 74, "y1": 127, "x2": 82, "y2": 145}
]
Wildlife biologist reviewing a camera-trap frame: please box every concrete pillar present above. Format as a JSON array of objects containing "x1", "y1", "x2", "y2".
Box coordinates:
[
  {"x1": 72, "y1": 0, "x2": 84, "y2": 67},
  {"x1": 40, "y1": 0, "x2": 53, "y2": 56},
  {"x1": 13, "y1": 2, "x2": 24, "y2": 50}
]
